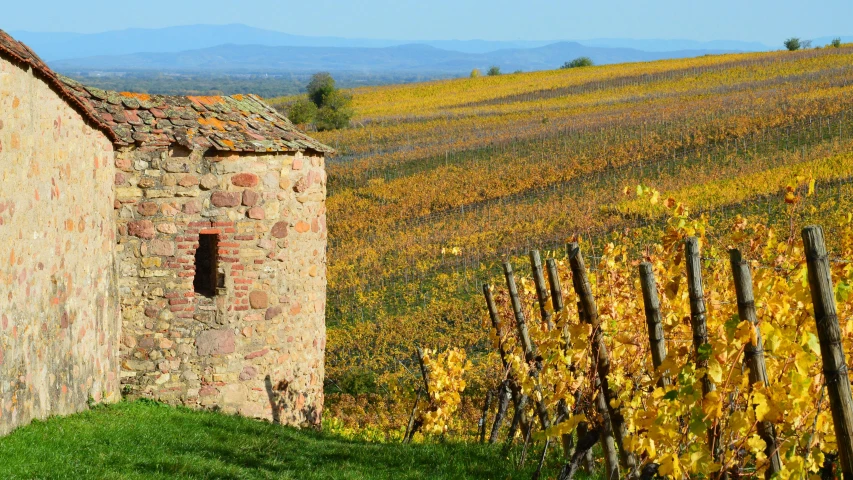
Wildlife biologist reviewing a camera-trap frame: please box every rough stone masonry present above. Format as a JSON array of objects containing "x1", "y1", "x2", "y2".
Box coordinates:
[{"x1": 0, "y1": 30, "x2": 332, "y2": 435}]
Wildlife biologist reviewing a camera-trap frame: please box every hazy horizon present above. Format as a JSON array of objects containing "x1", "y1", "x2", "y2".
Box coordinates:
[
  {"x1": 5, "y1": 0, "x2": 851, "y2": 44},
  {"x1": 5, "y1": 23, "x2": 777, "y2": 47}
]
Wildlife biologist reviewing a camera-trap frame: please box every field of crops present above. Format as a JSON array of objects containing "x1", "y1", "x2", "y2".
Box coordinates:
[{"x1": 304, "y1": 44, "x2": 853, "y2": 474}]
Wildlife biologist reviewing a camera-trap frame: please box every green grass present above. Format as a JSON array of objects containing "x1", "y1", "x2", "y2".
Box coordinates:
[{"x1": 0, "y1": 400, "x2": 540, "y2": 479}]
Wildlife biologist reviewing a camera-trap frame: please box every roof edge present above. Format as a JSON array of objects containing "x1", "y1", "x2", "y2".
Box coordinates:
[{"x1": 0, "y1": 30, "x2": 123, "y2": 145}]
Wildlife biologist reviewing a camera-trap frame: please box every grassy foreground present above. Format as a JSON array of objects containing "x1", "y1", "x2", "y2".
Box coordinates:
[{"x1": 0, "y1": 400, "x2": 536, "y2": 480}]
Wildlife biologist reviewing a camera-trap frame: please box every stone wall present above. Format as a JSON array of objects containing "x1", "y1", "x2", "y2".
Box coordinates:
[
  {"x1": 115, "y1": 146, "x2": 327, "y2": 427},
  {"x1": 0, "y1": 57, "x2": 120, "y2": 435}
]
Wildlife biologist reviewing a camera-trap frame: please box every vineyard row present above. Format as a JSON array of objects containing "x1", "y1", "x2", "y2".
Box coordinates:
[
  {"x1": 452, "y1": 46, "x2": 853, "y2": 110},
  {"x1": 328, "y1": 106, "x2": 853, "y2": 243},
  {"x1": 327, "y1": 175, "x2": 853, "y2": 321}
]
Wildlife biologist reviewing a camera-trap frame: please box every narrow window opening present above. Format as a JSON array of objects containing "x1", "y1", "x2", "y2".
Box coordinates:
[{"x1": 194, "y1": 234, "x2": 219, "y2": 297}]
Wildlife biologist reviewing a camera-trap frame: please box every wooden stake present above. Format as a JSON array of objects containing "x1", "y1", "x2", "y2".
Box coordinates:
[
  {"x1": 578, "y1": 297, "x2": 619, "y2": 478},
  {"x1": 490, "y1": 379, "x2": 512, "y2": 444},
  {"x1": 728, "y1": 249, "x2": 782, "y2": 477},
  {"x1": 483, "y1": 284, "x2": 510, "y2": 371},
  {"x1": 684, "y1": 237, "x2": 721, "y2": 458},
  {"x1": 503, "y1": 261, "x2": 535, "y2": 359},
  {"x1": 403, "y1": 388, "x2": 422, "y2": 444},
  {"x1": 505, "y1": 394, "x2": 530, "y2": 450},
  {"x1": 557, "y1": 425, "x2": 602, "y2": 480},
  {"x1": 546, "y1": 258, "x2": 565, "y2": 313},
  {"x1": 568, "y1": 243, "x2": 637, "y2": 474},
  {"x1": 576, "y1": 421, "x2": 596, "y2": 473},
  {"x1": 596, "y1": 382, "x2": 620, "y2": 480},
  {"x1": 547, "y1": 256, "x2": 575, "y2": 458},
  {"x1": 478, "y1": 389, "x2": 494, "y2": 443},
  {"x1": 483, "y1": 284, "x2": 528, "y2": 440},
  {"x1": 530, "y1": 250, "x2": 555, "y2": 330},
  {"x1": 639, "y1": 262, "x2": 670, "y2": 387},
  {"x1": 503, "y1": 261, "x2": 551, "y2": 431},
  {"x1": 802, "y1": 226, "x2": 853, "y2": 476}
]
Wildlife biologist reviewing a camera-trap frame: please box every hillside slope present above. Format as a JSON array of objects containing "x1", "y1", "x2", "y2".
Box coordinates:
[
  {"x1": 301, "y1": 45, "x2": 853, "y2": 415},
  {"x1": 0, "y1": 401, "x2": 538, "y2": 479}
]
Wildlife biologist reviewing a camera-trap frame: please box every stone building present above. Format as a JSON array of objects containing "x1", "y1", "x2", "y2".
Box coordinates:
[{"x1": 0, "y1": 30, "x2": 331, "y2": 435}]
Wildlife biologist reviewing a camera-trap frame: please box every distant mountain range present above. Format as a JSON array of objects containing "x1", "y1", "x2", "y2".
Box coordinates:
[
  {"x1": 10, "y1": 24, "x2": 780, "y2": 61},
  {"x1": 8, "y1": 24, "x2": 851, "y2": 82},
  {"x1": 48, "y1": 41, "x2": 748, "y2": 74}
]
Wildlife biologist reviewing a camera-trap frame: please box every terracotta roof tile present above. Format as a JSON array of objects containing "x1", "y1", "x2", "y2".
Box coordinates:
[{"x1": 60, "y1": 79, "x2": 334, "y2": 154}]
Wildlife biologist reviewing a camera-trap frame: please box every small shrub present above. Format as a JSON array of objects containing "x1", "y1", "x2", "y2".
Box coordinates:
[
  {"x1": 286, "y1": 97, "x2": 318, "y2": 125},
  {"x1": 290, "y1": 72, "x2": 353, "y2": 131},
  {"x1": 470, "y1": 68, "x2": 481, "y2": 78},
  {"x1": 315, "y1": 90, "x2": 354, "y2": 131},
  {"x1": 487, "y1": 66, "x2": 501, "y2": 76},
  {"x1": 832, "y1": 38, "x2": 842, "y2": 48},
  {"x1": 784, "y1": 37, "x2": 801, "y2": 51},
  {"x1": 561, "y1": 57, "x2": 594, "y2": 69}
]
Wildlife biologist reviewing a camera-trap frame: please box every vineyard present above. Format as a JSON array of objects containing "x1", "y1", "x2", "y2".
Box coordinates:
[
  {"x1": 471, "y1": 201, "x2": 853, "y2": 478},
  {"x1": 297, "y1": 44, "x2": 853, "y2": 477}
]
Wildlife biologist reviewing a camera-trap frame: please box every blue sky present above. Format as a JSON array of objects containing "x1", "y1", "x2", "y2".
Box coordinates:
[{"x1": 6, "y1": 0, "x2": 852, "y2": 43}]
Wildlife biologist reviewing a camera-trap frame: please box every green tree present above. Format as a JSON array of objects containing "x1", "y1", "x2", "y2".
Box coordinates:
[
  {"x1": 300, "y1": 72, "x2": 354, "y2": 131},
  {"x1": 561, "y1": 57, "x2": 594, "y2": 69},
  {"x1": 470, "y1": 68, "x2": 481, "y2": 78},
  {"x1": 487, "y1": 66, "x2": 501, "y2": 76},
  {"x1": 306, "y1": 72, "x2": 336, "y2": 107},
  {"x1": 832, "y1": 38, "x2": 842, "y2": 48},
  {"x1": 315, "y1": 90, "x2": 354, "y2": 131},
  {"x1": 784, "y1": 37, "x2": 801, "y2": 51},
  {"x1": 286, "y1": 97, "x2": 318, "y2": 125}
]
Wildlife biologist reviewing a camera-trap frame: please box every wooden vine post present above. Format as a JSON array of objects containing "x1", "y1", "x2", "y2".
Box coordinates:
[
  {"x1": 574, "y1": 296, "x2": 621, "y2": 479},
  {"x1": 530, "y1": 250, "x2": 555, "y2": 330},
  {"x1": 802, "y1": 226, "x2": 853, "y2": 476},
  {"x1": 546, "y1": 258, "x2": 565, "y2": 313},
  {"x1": 490, "y1": 380, "x2": 512, "y2": 444},
  {"x1": 548, "y1": 261, "x2": 591, "y2": 472},
  {"x1": 684, "y1": 237, "x2": 721, "y2": 458},
  {"x1": 568, "y1": 242, "x2": 637, "y2": 475},
  {"x1": 639, "y1": 262, "x2": 670, "y2": 387},
  {"x1": 478, "y1": 390, "x2": 494, "y2": 443},
  {"x1": 503, "y1": 261, "x2": 551, "y2": 431},
  {"x1": 595, "y1": 379, "x2": 620, "y2": 480},
  {"x1": 728, "y1": 249, "x2": 782, "y2": 477},
  {"x1": 543, "y1": 256, "x2": 576, "y2": 458},
  {"x1": 403, "y1": 388, "x2": 422, "y2": 444},
  {"x1": 557, "y1": 425, "x2": 603, "y2": 480},
  {"x1": 483, "y1": 284, "x2": 526, "y2": 443},
  {"x1": 483, "y1": 284, "x2": 509, "y2": 370}
]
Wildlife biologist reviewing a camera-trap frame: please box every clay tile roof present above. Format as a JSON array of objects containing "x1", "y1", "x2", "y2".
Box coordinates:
[
  {"x1": 0, "y1": 29, "x2": 332, "y2": 155},
  {"x1": 0, "y1": 29, "x2": 121, "y2": 144},
  {"x1": 58, "y1": 78, "x2": 334, "y2": 155}
]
